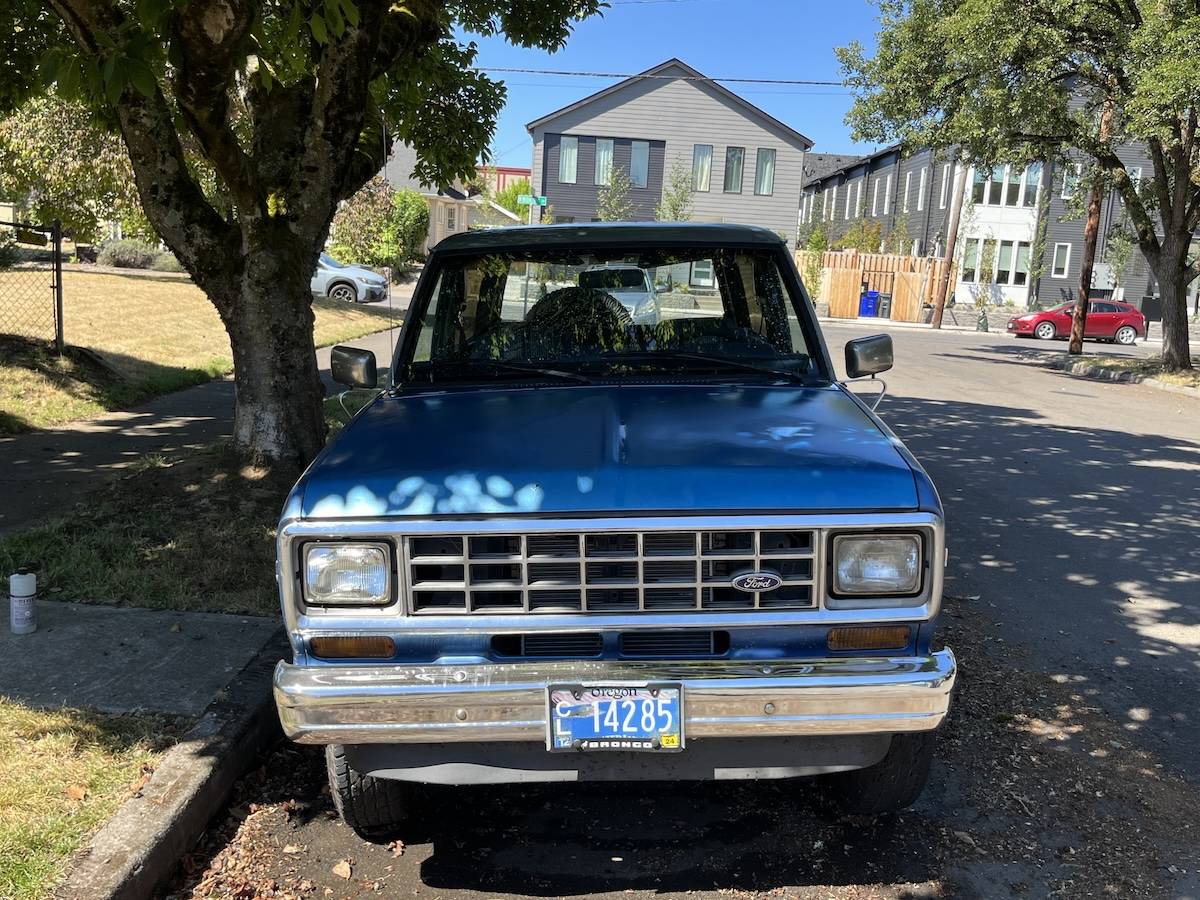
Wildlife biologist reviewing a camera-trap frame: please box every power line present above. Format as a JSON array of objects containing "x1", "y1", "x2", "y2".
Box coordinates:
[{"x1": 476, "y1": 66, "x2": 843, "y2": 87}]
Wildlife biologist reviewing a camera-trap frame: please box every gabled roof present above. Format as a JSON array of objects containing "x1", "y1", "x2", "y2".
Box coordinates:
[
  {"x1": 525, "y1": 58, "x2": 813, "y2": 150},
  {"x1": 803, "y1": 144, "x2": 906, "y2": 189}
]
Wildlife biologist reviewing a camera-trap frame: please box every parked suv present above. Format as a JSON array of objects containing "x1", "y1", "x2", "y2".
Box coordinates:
[{"x1": 273, "y1": 223, "x2": 957, "y2": 836}]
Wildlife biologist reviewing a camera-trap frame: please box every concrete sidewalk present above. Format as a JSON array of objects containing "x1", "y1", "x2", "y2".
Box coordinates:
[
  {"x1": 0, "y1": 320, "x2": 404, "y2": 535},
  {"x1": 0, "y1": 597, "x2": 281, "y2": 717}
]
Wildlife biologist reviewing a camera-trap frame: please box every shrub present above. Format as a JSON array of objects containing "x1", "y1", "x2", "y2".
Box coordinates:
[
  {"x1": 389, "y1": 189, "x2": 430, "y2": 267},
  {"x1": 97, "y1": 239, "x2": 158, "y2": 269},
  {"x1": 151, "y1": 251, "x2": 184, "y2": 273},
  {"x1": 0, "y1": 230, "x2": 18, "y2": 269}
]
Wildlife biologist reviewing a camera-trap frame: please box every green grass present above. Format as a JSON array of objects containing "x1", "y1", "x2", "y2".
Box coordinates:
[
  {"x1": 0, "y1": 268, "x2": 398, "y2": 433},
  {"x1": 0, "y1": 699, "x2": 183, "y2": 900},
  {"x1": 0, "y1": 445, "x2": 294, "y2": 616}
]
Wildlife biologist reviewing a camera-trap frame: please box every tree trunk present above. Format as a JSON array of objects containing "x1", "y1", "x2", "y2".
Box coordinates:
[
  {"x1": 221, "y1": 230, "x2": 327, "y2": 469},
  {"x1": 1151, "y1": 236, "x2": 1195, "y2": 371},
  {"x1": 932, "y1": 159, "x2": 968, "y2": 329},
  {"x1": 1070, "y1": 178, "x2": 1104, "y2": 355}
]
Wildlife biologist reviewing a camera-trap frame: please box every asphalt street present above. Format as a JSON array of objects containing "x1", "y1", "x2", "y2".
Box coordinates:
[{"x1": 166, "y1": 326, "x2": 1200, "y2": 900}]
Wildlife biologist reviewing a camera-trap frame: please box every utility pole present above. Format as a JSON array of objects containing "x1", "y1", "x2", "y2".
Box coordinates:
[
  {"x1": 1069, "y1": 99, "x2": 1113, "y2": 355},
  {"x1": 932, "y1": 158, "x2": 968, "y2": 329}
]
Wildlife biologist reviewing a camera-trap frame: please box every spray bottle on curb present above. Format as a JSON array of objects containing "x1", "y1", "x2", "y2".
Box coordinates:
[{"x1": 9, "y1": 568, "x2": 36, "y2": 635}]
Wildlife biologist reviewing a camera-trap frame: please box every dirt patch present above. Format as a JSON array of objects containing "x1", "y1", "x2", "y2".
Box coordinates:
[{"x1": 160, "y1": 601, "x2": 1199, "y2": 900}]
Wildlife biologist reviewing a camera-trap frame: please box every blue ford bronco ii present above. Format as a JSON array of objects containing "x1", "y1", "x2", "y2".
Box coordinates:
[{"x1": 273, "y1": 223, "x2": 956, "y2": 836}]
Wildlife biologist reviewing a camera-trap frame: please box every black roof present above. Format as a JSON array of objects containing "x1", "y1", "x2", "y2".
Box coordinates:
[{"x1": 433, "y1": 222, "x2": 787, "y2": 253}]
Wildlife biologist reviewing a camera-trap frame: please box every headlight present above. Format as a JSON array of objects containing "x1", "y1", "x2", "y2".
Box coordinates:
[
  {"x1": 831, "y1": 534, "x2": 922, "y2": 597},
  {"x1": 304, "y1": 543, "x2": 391, "y2": 606}
]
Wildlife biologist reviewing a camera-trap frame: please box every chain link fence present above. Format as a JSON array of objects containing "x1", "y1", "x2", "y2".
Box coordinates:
[{"x1": 0, "y1": 219, "x2": 64, "y2": 351}]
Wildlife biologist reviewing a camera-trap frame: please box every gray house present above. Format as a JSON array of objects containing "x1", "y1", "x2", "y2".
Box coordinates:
[{"x1": 527, "y1": 59, "x2": 813, "y2": 247}]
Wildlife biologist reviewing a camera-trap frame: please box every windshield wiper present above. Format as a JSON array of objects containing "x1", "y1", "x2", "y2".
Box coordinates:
[
  {"x1": 426, "y1": 359, "x2": 593, "y2": 384},
  {"x1": 616, "y1": 351, "x2": 815, "y2": 384}
]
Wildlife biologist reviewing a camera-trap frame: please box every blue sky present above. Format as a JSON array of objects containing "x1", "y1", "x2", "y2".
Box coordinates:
[{"x1": 466, "y1": 0, "x2": 884, "y2": 168}]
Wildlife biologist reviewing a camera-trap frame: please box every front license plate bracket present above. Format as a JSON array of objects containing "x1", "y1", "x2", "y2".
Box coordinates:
[{"x1": 547, "y1": 683, "x2": 684, "y2": 752}]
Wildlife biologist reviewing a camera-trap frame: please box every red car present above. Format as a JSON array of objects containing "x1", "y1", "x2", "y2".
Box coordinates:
[{"x1": 1007, "y1": 300, "x2": 1147, "y2": 345}]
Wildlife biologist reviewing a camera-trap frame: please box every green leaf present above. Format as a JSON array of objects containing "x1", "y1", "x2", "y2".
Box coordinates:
[
  {"x1": 38, "y1": 48, "x2": 64, "y2": 87},
  {"x1": 104, "y1": 66, "x2": 124, "y2": 106},
  {"x1": 128, "y1": 60, "x2": 156, "y2": 98},
  {"x1": 325, "y1": 0, "x2": 345, "y2": 38},
  {"x1": 340, "y1": 0, "x2": 360, "y2": 28},
  {"x1": 309, "y1": 11, "x2": 328, "y2": 44}
]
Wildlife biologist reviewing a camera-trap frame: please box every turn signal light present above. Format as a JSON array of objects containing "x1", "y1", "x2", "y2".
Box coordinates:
[
  {"x1": 827, "y1": 625, "x2": 911, "y2": 652},
  {"x1": 310, "y1": 636, "x2": 395, "y2": 659}
]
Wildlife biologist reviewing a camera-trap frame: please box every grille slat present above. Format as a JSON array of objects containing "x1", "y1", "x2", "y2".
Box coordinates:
[{"x1": 405, "y1": 528, "x2": 816, "y2": 614}]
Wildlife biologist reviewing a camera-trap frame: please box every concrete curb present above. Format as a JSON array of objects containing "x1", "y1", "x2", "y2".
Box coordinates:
[
  {"x1": 1042, "y1": 356, "x2": 1200, "y2": 399},
  {"x1": 54, "y1": 628, "x2": 289, "y2": 900}
]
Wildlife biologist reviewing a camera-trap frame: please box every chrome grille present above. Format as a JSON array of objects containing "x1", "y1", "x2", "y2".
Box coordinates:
[{"x1": 404, "y1": 529, "x2": 815, "y2": 614}]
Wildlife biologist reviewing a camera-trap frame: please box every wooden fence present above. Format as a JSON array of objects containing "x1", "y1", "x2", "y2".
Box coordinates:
[{"x1": 795, "y1": 249, "x2": 951, "y2": 322}]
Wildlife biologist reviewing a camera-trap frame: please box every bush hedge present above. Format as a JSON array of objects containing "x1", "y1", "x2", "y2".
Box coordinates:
[{"x1": 97, "y1": 239, "x2": 158, "y2": 269}]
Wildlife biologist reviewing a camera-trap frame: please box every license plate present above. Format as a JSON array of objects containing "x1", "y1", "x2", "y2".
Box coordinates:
[{"x1": 547, "y1": 684, "x2": 683, "y2": 752}]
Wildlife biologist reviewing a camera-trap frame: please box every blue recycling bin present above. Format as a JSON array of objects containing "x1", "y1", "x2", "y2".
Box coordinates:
[{"x1": 859, "y1": 290, "x2": 880, "y2": 317}]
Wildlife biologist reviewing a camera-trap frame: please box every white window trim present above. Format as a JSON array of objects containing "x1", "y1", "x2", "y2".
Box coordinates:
[
  {"x1": 917, "y1": 168, "x2": 927, "y2": 211},
  {"x1": 882, "y1": 174, "x2": 891, "y2": 214},
  {"x1": 939, "y1": 163, "x2": 950, "y2": 209},
  {"x1": 829, "y1": 185, "x2": 838, "y2": 221},
  {"x1": 872, "y1": 178, "x2": 881, "y2": 216},
  {"x1": 1052, "y1": 242, "x2": 1072, "y2": 278},
  {"x1": 903, "y1": 171, "x2": 911, "y2": 213}
]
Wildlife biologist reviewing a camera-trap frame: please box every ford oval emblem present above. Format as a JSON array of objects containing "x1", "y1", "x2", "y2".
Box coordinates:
[{"x1": 731, "y1": 571, "x2": 782, "y2": 593}]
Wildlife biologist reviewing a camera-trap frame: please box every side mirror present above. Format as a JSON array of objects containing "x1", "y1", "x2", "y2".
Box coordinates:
[
  {"x1": 845, "y1": 334, "x2": 893, "y2": 379},
  {"x1": 331, "y1": 345, "x2": 378, "y2": 389}
]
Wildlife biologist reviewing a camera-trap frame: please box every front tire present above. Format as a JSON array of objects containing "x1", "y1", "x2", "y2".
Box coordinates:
[
  {"x1": 1115, "y1": 325, "x2": 1137, "y2": 345},
  {"x1": 326, "y1": 745, "x2": 413, "y2": 839},
  {"x1": 821, "y1": 731, "x2": 935, "y2": 815},
  {"x1": 328, "y1": 281, "x2": 358, "y2": 303},
  {"x1": 1034, "y1": 321, "x2": 1057, "y2": 340}
]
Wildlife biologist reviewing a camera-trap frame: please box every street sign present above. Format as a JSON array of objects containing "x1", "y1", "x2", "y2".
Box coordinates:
[
  {"x1": 517, "y1": 194, "x2": 548, "y2": 206},
  {"x1": 536, "y1": 195, "x2": 548, "y2": 206}
]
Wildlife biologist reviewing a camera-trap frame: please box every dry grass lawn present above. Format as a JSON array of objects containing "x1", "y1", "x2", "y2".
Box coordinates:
[
  {"x1": 1078, "y1": 353, "x2": 1200, "y2": 389},
  {"x1": 0, "y1": 698, "x2": 183, "y2": 900},
  {"x1": 0, "y1": 268, "x2": 397, "y2": 432}
]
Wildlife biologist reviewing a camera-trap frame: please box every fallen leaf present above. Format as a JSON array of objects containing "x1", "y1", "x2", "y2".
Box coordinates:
[
  {"x1": 332, "y1": 859, "x2": 352, "y2": 879},
  {"x1": 169, "y1": 622, "x2": 182, "y2": 632},
  {"x1": 65, "y1": 784, "x2": 88, "y2": 801},
  {"x1": 388, "y1": 839, "x2": 405, "y2": 857},
  {"x1": 283, "y1": 844, "x2": 304, "y2": 855}
]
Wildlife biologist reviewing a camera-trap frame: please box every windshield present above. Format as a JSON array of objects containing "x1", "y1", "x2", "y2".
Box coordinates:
[
  {"x1": 402, "y1": 246, "x2": 820, "y2": 384},
  {"x1": 320, "y1": 253, "x2": 345, "y2": 269}
]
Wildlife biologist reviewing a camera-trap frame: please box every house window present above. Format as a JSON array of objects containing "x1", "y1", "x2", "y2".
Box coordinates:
[
  {"x1": 987, "y1": 167, "x2": 1004, "y2": 205},
  {"x1": 724, "y1": 147, "x2": 744, "y2": 193},
  {"x1": 630, "y1": 140, "x2": 649, "y2": 188},
  {"x1": 1052, "y1": 242, "x2": 1071, "y2": 277},
  {"x1": 917, "y1": 168, "x2": 927, "y2": 211},
  {"x1": 972, "y1": 167, "x2": 987, "y2": 204},
  {"x1": 962, "y1": 238, "x2": 980, "y2": 282},
  {"x1": 939, "y1": 163, "x2": 950, "y2": 209},
  {"x1": 558, "y1": 136, "x2": 578, "y2": 184},
  {"x1": 594, "y1": 138, "x2": 614, "y2": 186},
  {"x1": 692, "y1": 144, "x2": 713, "y2": 191},
  {"x1": 1014, "y1": 241, "x2": 1031, "y2": 285},
  {"x1": 1023, "y1": 163, "x2": 1042, "y2": 208},
  {"x1": 828, "y1": 185, "x2": 837, "y2": 220},
  {"x1": 754, "y1": 148, "x2": 776, "y2": 195},
  {"x1": 996, "y1": 240, "x2": 1015, "y2": 283},
  {"x1": 1004, "y1": 166, "x2": 1022, "y2": 206},
  {"x1": 446, "y1": 206, "x2": 457, "y2": 231},
  {"x1": 903, "y1": 171, "x2": 911, "y2": 213},
  {"x1": 690, "y1": 258, "x2": 715, "y2": 287},
  {"x1": 882, "y1": 174, "x2": 891, "y2": 214},
  {"x1": 872, "y1": 177, "x2": 881, "y2": 216},
  {"x1": 1061, "y1": 162, "x2": 1082, "y2": 199},
  {"x1": 845, "y1": 181, "x2": 854, "y2": 220}
]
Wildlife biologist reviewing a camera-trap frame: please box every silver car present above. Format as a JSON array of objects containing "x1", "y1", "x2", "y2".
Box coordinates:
[
  {"x1": 578, "y1": 264, "x2": 658, "y2": 323},
  {"x1": 311, "y1": 253, "x2": 388, "y2": 303}
]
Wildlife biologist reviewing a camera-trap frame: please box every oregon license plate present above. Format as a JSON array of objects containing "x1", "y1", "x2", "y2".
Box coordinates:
[{"x1": 547, "y1": 684, "x2": 683, "y2": 752}]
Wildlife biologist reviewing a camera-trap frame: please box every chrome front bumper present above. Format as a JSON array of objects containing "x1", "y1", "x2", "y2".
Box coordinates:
[{"x1": 274, "y1": 650, "x2": 956, "y2": 745}]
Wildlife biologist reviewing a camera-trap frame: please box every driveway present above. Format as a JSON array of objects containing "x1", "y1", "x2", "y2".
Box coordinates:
[{"x1": 164, "y1": 328, "x2": 1200, "y2": 900}]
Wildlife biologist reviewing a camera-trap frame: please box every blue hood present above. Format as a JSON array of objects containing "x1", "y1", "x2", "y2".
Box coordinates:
[{"x1": 292, "y1": 384, "x2": 921, "y2": 519}]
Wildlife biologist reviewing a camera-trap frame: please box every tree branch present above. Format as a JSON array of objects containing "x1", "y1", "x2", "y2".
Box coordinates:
[{"x1": 168, "y1": 0, "x2": 259, "y2": 208}]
